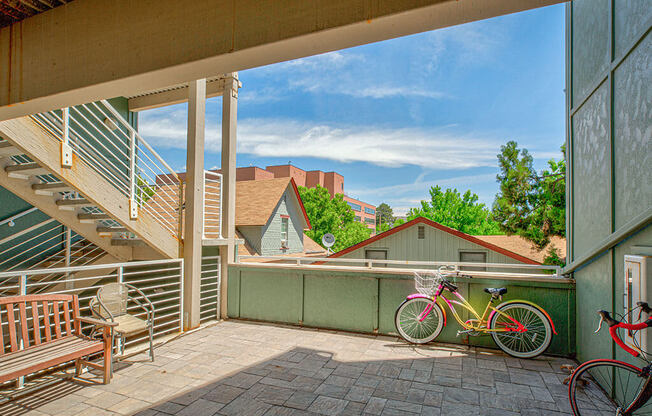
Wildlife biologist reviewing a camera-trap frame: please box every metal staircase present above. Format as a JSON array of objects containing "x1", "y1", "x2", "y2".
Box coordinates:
[{"x1": 0, "y1": 100, "x2": 182, "y2": 262}]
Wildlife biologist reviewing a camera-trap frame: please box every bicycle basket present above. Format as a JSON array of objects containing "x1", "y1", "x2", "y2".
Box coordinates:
[{"x1": 413, "y1": 271, "x2": 441, "y2": 296}]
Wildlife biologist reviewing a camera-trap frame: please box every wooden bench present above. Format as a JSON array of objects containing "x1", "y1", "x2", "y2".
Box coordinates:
[{"x1": 0, "y1": 294, "x2": 116, "y2": 385}]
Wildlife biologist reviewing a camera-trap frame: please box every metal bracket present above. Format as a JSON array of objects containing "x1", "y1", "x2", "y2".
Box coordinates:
[
  {"x1": 129, "y1": 199, "x2": 138, "y2": 220},
  {"x1": 61, "y1": 142, "x2": 73, "y2": 168}
]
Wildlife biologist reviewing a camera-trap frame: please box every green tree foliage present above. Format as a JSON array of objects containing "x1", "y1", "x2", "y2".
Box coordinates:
[
  {"x1": 298, "y1": 185, "x2": 372, "y2": 252},
  {"x1": 492, "y1": 141, "x2": 566, "y2": 250},
  {"x1": 407, "y1": 186, "x2": 501, "y2": 235},
  {"x1": 375, "y1": 203, "x2": 395, "y2": 233}
]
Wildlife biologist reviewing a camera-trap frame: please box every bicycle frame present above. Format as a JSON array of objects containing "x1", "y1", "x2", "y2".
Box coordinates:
[{"x1": 413, "y1": 283, "x2": 527, "y2": 334}]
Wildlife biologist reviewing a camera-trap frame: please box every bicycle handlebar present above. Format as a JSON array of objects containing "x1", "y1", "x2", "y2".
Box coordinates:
[{"x1": 596, "y1": 304, "x2": 652, "y2": 357}]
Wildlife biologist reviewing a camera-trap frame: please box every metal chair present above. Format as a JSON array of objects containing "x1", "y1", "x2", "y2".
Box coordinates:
[{"x1": 90, "y1": 283, "x2": 155, "y2": 362}]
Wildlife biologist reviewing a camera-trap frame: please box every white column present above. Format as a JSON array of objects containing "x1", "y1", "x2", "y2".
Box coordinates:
[
  {"x1": 183, "y1": 79, "x2": 206, "y2": 330},
  {"x1": 220, "y1": 73, "x2": 239, "y2": 319}
]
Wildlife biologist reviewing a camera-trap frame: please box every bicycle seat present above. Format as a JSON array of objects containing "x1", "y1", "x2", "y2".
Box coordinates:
[{"x1": 484, "y1": 287, "x2": 507, "y2": 296}]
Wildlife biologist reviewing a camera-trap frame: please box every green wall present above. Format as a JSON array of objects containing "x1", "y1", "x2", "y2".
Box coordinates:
[
  {"x1": 567, "y1": 0, "x2": 651, "y2": 364},
  {"x1": 228, "y1": 264, "x2": 576, "y2": 356}
]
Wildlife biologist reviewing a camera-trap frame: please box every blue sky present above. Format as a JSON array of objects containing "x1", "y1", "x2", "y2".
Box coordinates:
[{"x1": 139, "y1": 4, "x2": 565, "y2": 215}]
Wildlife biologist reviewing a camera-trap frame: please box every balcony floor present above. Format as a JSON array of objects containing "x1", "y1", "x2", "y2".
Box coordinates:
[{"x1": 2, "y1": 320, "x2": 589, "y2": 415}]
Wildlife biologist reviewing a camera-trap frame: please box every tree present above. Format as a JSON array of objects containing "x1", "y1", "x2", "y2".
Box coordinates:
[
  {"x1": 407, "y1": 186, "x2": 502, "y2": 235},
  {"x1": 298, "y1": 185, "x2": 372, "y2": 252},
  {"x1": 375, "y1": 203, "x2": 395, "y2": 233},
  {"x1": 492, "y1": 141, "x2": 565, "y2": 250}
]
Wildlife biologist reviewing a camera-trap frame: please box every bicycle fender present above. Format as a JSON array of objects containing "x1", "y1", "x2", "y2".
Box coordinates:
[
  {"x1": 405, "y1": 294, "x2": 447, "y2": 327},
  {"x1": 488, "y1": 300, "x2": 557, "y2": 335}
]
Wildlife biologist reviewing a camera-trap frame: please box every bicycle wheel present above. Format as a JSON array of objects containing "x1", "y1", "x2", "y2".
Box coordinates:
[
  {"x1": 569, "y1": 359, "x2": 652, "y2": 415},
  {"x1": 488, "y1": 302, "x2": 552, "y2": 358},
  {"x1": 395, "y1": 298, "x2": 444, "y2": 344}
]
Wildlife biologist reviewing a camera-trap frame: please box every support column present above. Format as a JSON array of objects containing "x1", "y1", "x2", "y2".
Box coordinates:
[
  {"x1": 183, "y1": 79, "x2": 206, "y2": 330},
  {"x1": 220, "y1": 73, "x2": 239, "y2": 319}
]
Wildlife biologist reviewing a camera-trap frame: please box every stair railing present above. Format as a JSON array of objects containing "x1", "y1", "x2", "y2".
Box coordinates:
[
  {"x1": 30, "y1": 101, "x2": 182, "y2": 239},
  {"x1": 203, "y1": 171, "x2": 223, "y2": 239}
]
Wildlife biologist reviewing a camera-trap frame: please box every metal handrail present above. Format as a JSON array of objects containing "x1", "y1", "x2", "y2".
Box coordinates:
[
  {"x1": 0, "y1": 258, "x2": 185, "y2": 351},
  {"x1": 238, "y1": 255, "x2": 564, "y2": 279},
  {"x1": 203, "y1": 171, "x2": 223, "y2": 239},
  {"x1": 29, "y1": 100, "x2": 182, "y2": 237},
  {"x1": 0, "y1": 207, "x2": 39, "y2": 227}
]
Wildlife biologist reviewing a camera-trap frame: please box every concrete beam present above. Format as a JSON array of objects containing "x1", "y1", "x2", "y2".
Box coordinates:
[
  {"x1": 220, "y1": 73, "x2": 238, "y2": 319},
  {"x1": 183, "y1": 79, "x2": 206, "y2": 330},
  {"x1": 0, "y1": 0, "x2": 563, "y2": 120}
]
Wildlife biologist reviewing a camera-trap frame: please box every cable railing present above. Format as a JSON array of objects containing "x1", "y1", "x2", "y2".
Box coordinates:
[
  {"x1": 29, "y1": 100, "x2": 182, "y2": 238},
  {"x1": 237, "y1": 256, "x2": 564, "y2": 280},
  {"x1": 0, "y1": 259, "x2": 184, "y2": 350},
  {"x1": 203, "y1": 171, "x2": 223, "y2": 239}
]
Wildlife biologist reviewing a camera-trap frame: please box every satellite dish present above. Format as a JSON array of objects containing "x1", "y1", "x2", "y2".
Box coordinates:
[{"x1": 322, "y1": 233, "x2": 336, "y2": 250}]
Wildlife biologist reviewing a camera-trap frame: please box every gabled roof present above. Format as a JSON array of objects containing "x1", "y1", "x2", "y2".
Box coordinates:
[
  {"x1": 236, "y1": 178, "x2": 311, "y2": 229},
  {"x1": 329, "y1": 217, "x2": 541, "y2": 265}
]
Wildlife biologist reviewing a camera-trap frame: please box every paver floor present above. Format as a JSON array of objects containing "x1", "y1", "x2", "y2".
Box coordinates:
[{"x1": 1, "y1": 320, "x2": 594, "y2": 415}]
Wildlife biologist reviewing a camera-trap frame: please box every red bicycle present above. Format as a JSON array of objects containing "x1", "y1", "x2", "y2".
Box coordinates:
[{"x1": 568, "y1": 302, "x2": 652, "y2": 415}]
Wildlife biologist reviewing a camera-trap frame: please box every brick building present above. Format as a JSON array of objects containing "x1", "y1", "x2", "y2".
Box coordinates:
[{"x1": 211, "y1": 164, "x2": 376, "y2": 233}]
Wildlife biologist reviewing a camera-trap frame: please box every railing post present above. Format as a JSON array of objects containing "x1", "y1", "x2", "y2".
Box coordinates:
[
  {"x1": 61, "y1": 107, "x2": 73, "y2": 167},
  {"x1": 65, "y1": 227, "x2": 73, "y2": 290},
  {"x1": 219, "y1": 173, "x2": 223, "y2": 239},
  {"x1": 17, "y1": 273, "x2": 26, "y2": 388},
  {"x1": 179, "y1": 259, "x2": 185, "y2": 332},
  {"x1": 129, "y1": 130, "x2": 138, "y2": 220},
  {"x1": 202, "y1": 171, "x2": 206, "y2": 239}
]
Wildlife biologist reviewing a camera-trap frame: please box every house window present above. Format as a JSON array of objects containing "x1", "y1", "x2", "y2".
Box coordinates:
[
  {"x1": 280, "y1": 217, "x2": 289, "y2": 248},
  {"x1": 354, "y1": 215, "x2": 361, "y2": 222},
  {"x1": 365, "y1": 207, "x2": 375, "y2": 215},
  {"x1": 365, "y1": 218, "x2": 375, "y2": 224},
  {"x1": 459, "y1": 251, "x2": 487, "y2": 271},
  {"x1": 347, "y1": 202, "x2": 362, "y2": 211},
  {"x1": 365, "y1": 249, "x2": 387, "y2": 267},
  {"x1": 624, "y1": 255, "x2": 648, "y2": 352},
  {"x1": 417, "y1": 226, "x2": 425, "y2": 240}
]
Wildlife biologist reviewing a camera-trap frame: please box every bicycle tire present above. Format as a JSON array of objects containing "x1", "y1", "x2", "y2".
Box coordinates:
[
  {"x1": 568, "y1": 359, "x2": 652, "y2": 415},
  {"x1": 395, "y1": 298, "x2": 444, "y2": 344},
  {"x1": 488, "y1": 302, "x2": 552, "y2": 358}
]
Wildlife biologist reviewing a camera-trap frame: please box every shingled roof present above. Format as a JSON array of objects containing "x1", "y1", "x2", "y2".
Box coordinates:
[{"x1": 236, "y1": 178, "x2": 310, "y2": 228}]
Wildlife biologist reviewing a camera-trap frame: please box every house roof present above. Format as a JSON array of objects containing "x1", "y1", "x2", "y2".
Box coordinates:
[
  {"x1": 328, "y1": 217, "x2": 541, "y2": 265},
  {"x1": 238, "y1": 232, "x2": 327, "y2": 261},
  {"x1": 236, "y1": 178, "x2": 311, "y2": 229},
  {"x1": 474, "y1": 235, "x2": 566, "y2": 264}
]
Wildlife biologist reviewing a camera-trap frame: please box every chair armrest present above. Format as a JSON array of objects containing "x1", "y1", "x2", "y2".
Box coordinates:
[{"x1": 76, "y1": 316, "x2": 119, "y2": 327}]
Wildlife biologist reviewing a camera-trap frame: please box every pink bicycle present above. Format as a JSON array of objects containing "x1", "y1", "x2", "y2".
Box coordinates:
[{"x1": 395, "y1": 267, "x2": 556, "y2": 358}]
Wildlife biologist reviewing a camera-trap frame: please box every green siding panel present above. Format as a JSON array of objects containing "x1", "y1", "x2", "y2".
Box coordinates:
[
  {"x1": 613, "y1": 32, "x2": 652, "y2": 229},
  {"x1": 614, "y1": 0, "x2": 652, "y2": 57},
  {"x1": 571, "y1": 0, "x2": 610, "y2": 106},
  {"x1": 303, "y1": 274, "x2": 377, "y2": 332},
  {"x1": 238, "y1": 270, "x2": 303, "y2": 324},
  {"x1": 571, "y1": 82, "x2": 611, "y2": 259}
]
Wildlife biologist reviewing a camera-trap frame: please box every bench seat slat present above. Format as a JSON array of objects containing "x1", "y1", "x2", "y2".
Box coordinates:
[{"x1": 0, "y1": 337, "x2": 104, "y2": 383}]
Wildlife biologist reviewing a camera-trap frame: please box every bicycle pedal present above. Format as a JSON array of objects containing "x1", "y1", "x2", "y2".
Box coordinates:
[{"x1": 456, "y1": 330, "x2": 472, "y2": 337}]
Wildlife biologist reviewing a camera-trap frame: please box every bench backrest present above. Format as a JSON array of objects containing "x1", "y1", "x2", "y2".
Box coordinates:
[{"x1": 0, "y1": 294, "x2": 80, "y2": 356}]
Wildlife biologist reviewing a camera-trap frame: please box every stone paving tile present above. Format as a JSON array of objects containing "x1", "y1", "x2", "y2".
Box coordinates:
[{"x1": 0, "y1": 320, "x2": 587, "y2": 415}]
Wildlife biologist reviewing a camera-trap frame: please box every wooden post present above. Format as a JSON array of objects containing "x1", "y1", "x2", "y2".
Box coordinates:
[
  {"x1": 183, "y1": 79, "x2": 206, "y2": 330},
  {"x1": 220, "y1": 73, "x2": 239, "y2": 319}
]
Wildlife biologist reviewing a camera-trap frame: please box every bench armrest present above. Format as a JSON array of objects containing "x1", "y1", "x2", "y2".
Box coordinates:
[{"x1": 76, "y1": 316, "x2": 119, "y2": 327}]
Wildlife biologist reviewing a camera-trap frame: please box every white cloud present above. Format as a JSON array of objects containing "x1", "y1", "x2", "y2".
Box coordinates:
[{"x1": 139, "y1": 111, "x2": 502, "y2": 170}]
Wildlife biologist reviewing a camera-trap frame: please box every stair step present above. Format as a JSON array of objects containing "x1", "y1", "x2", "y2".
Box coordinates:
[
  {"x1": 0, "y1": 142, "x2": 23, "y2": 157},
  {"x1": 5, "y1": 162, "x2": 48, "y2": 178},
  {"x1": 111, "y1": 238, "x2": 146, "y2": 247},
  {"x1": 97, "y1": 226, "x2": 128, "y2": 233},
  {"x1": 32, "y1": 182, "x2": 73, "y2": 196},
  {"x1": 78, "y1": 213, "x2": 110, "y2": 223},
  {"x1": 56, "y1": 198, "x2": 93, "y2": 206}
]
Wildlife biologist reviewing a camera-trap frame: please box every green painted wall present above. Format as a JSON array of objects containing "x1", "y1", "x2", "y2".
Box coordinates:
[
  {"x1": 228, "y1": 264, "x2": 576, "y2": 356},
  {"x1": 568, "y1": 0, "x2": 651, "y2": 366}
]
